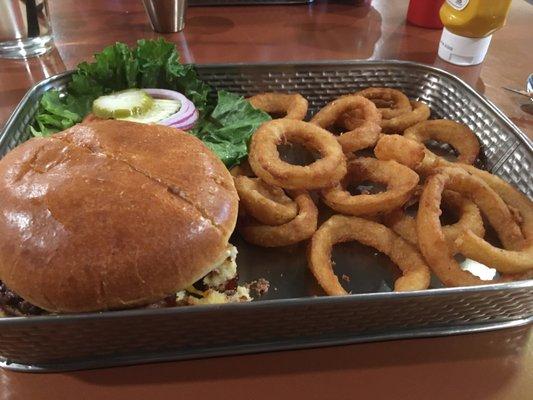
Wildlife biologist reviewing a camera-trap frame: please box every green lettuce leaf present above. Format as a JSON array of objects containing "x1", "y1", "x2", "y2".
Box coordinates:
[
  {"x1": 30, "y1": 39, "x2": 210, "y2": 137},
  {"x1": 33, "y1": 91, "x2": 83, "y2": 131},
  {"x1": 29, "y1": 39, "x2": 267, "y2": 167},
  {"x1": 193, "y1": 91, "x2": 270, "y2": 167}
]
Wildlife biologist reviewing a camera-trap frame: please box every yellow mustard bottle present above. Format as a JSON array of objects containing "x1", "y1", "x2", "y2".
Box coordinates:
[{"x1": 438, "y1": 0, "x2": 513, "y2": 66}]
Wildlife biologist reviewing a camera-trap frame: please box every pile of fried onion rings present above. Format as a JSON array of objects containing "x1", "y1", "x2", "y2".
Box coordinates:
[{"x1": 239, "y1": 89, "x2": 532, "y2": 295}]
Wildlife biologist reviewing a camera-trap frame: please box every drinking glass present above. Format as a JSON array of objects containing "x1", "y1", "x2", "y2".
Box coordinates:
[
  {"x1": 142, "y1": 0, "x2": 188, "y2": 33},
  {"x1": 0, "y1": 0, "x2": 54, "y2": 59}
]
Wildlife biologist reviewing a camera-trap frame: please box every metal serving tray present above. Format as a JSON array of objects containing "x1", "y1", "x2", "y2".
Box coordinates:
[{"x1": 0, "y1": 61, "x2": 532, "y2": 372}]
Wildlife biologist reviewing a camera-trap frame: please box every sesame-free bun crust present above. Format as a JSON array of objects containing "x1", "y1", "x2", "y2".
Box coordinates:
[{"x1": 0, "y1": 120, "x2": 238, "y2": 313}]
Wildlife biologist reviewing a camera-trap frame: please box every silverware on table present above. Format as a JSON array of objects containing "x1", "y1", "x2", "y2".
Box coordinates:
[
  {"x1": 503, "y1": 73, "x2": 533, "y2": 101},
  {"x1": 141, "y1": 0, "x2": 188, "y2": 33},
  {"x1": 503, "y1": 87, "x2": 533, "y2": 99}
]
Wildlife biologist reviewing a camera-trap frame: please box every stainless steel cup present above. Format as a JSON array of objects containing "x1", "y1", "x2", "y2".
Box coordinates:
[
  {"x1": 0, "y1": 0, "x2": 54, "y2": 59},
  {"x1": 141, "y1": 0, "x2": 188, "y2": 33}
]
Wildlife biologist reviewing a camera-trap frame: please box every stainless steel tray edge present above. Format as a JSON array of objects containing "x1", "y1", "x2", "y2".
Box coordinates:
[
  {"x1": 1, "y1": 60, "x2": 532, "y2": 372},
  {"x1": 2, "y1": 317, "x2": 531, "y2": 373}
]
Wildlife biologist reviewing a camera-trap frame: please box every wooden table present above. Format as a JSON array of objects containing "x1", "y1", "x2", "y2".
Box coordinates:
[
  {"x1": 1, "y1": 0, "x2": 532, "y2": 136},
  {"x1": 0, "y1": 1, "x2": 532, "y2": 399}
]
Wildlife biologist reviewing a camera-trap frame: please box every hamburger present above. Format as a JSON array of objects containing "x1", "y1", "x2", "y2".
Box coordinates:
[{"x1": 0, "y1": 120, "x2": 249, "y2": 316}]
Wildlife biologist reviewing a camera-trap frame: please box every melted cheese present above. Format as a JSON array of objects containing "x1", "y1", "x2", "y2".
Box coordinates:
[
  {"x1": 202, "y1": 250, "x2": 238, "y2": 289},
  {"x1": 187, "y1": 286, "x2": 251, "y2": 305},
  {"x1": 174, "y1": 244, "x2": 252, "y2": 305}
]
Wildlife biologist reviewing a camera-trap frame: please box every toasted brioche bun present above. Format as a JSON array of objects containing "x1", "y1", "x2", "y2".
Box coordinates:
[{"x1": 0, "y1": 120, "x2": 238, "y2": 313}]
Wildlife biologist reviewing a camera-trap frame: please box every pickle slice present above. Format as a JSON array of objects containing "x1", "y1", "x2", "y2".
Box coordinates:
[
  {"x1": 92, "y1": 89, "x2": 154, "y2": 119},
  {"x1": 119, "y1": 99, "x2": 181, "y2": 124}
]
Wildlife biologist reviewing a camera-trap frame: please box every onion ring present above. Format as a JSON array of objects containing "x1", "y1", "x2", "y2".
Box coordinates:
[
  {"x1": 355, "y1": 88, "x2": 412, "y2": 119},
  {"x1": 229, "y1": 161, "x2": 255, "y2": 178},
  {"x1": 385, "y1": 190, "x2": 485, "y2": 254},
  {"x1": 234, "y1": 176, "x2": 298, "y2": 225},
  {"x1": 417, "y1": 167, "x2": 525, "y2": 286},
  {"x1": 376, "y1": 134, "x2": 533, "y2": 275},
  {"x1": 310, "y1": 95, "x2": 381, "y2": 153},
  {"x1": 308, "y1": 215, "x2": 431, "y2": 295},
  {"x1": 248, "y1": 119, "x2": 347, "y2": 190},
  {"x1": 381, "y1": 101, "x2": 431, "y2": 133},
  {"x1": 321, "y1": 157, "x2": 419, "y2": 216},
  {"x1": 501, "y1": 270, "x2": 533, "y2": 282},
  {"x1": 404, "y1": 119, "x2": 480, "y2": 164},
  {"x1": 408, "y1": 158, "x2": 531, "y2": 273},
  {"x1": 248, "y1": 93, "x2": 308, "y2": 120},
  {"x1": 374, "y1": 134, "x2": 455, "y2": 175},
  {"x1": 374, "y1": 134, "x2": 426, "y2": 169},
  {"x1": 452, "y1": 166, "x2": 533, "y2": 274},
  {"x1": 239, "y1": 190, "x2": 318, "y2": 247}
]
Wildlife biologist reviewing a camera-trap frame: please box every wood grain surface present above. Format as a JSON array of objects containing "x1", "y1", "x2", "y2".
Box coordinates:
[
  {"x1": 0, "y1": 0, "x2": 531, "y2": 136},
  {"x1": 0, "y1": 1, "x2": 531, "y2": 399}
]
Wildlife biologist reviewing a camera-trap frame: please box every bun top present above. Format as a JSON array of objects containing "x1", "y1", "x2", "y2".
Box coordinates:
[{"x1": 0, "y1": 120, "x2": 238, "y2": 313}]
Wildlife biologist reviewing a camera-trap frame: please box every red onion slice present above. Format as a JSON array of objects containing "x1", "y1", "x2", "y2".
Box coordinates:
[
  {"x1": 170, "y1": 110, "x2": 199, "y2": 131},
  {"x1": 142, "y1": 88, "x2": 198, "y2": 130}
]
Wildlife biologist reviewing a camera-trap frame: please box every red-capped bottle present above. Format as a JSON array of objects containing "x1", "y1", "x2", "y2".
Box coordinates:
[{"x1": 407, "y1": 0, "x2": 445, "y2": 29}]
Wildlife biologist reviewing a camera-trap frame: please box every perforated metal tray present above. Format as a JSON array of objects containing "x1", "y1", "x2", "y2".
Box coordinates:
[{"x1": 0, "y1": 61, "x2": 532, "y2": 372}]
